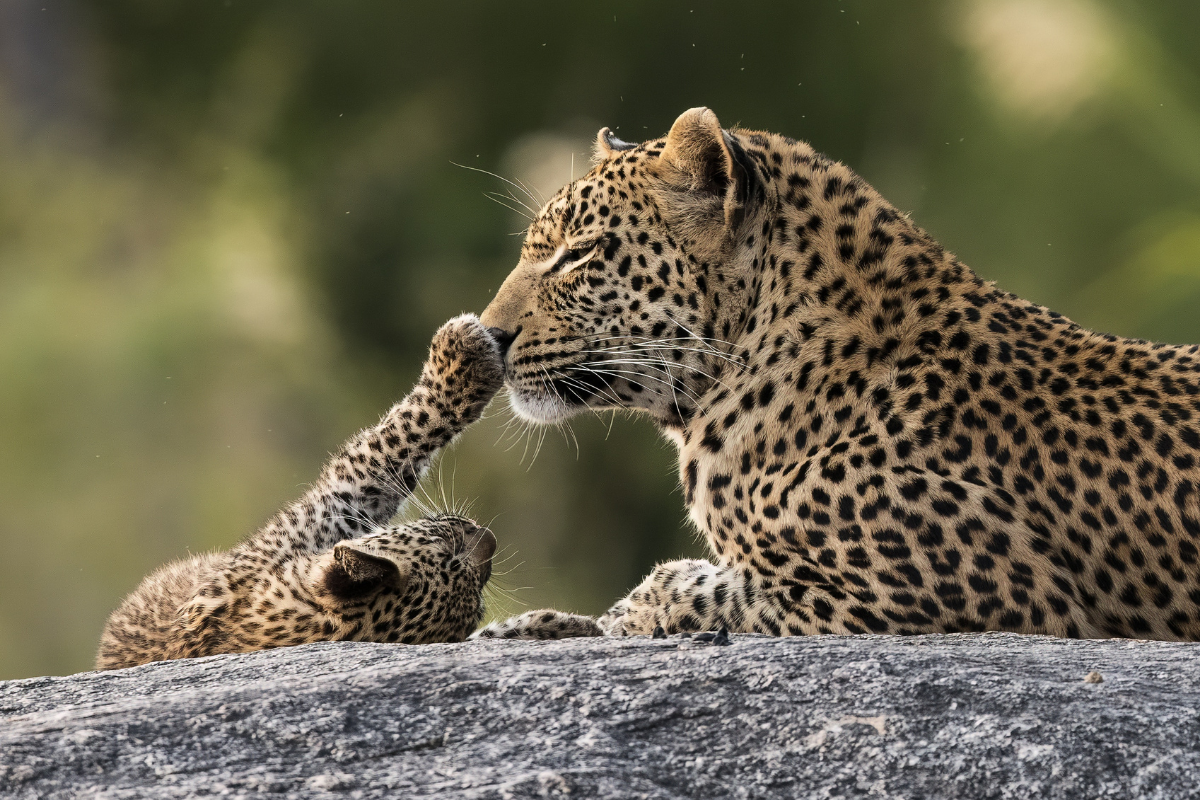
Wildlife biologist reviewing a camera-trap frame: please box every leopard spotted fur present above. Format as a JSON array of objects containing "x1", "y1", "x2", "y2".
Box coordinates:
[{"x1": 474, "y1": 108, "x2": 1200, "y2": 643}]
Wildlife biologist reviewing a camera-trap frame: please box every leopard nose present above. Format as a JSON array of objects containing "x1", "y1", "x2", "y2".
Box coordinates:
[{"x1": 487, "y1": 327, "x2": 519, "y2": 360}]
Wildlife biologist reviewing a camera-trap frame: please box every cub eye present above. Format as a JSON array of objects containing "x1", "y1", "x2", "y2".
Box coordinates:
[{"x1": 549, "y1": 241, "x2": 598, "y2": 274}]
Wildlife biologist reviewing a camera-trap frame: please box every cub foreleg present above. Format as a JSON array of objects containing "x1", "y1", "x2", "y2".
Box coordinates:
[{"x1": 470, "y1": 609, "x2": 603, "y2": 640}]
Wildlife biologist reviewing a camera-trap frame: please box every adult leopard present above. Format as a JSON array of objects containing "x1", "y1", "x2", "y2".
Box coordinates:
[{"x1": 474, "y1": 107, "x2": 1200, "y2": 642}]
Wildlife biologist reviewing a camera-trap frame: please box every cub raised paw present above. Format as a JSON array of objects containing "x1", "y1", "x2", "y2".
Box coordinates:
[{"x1": 423, "y1": 313, "x2": 505, "y2": 418}]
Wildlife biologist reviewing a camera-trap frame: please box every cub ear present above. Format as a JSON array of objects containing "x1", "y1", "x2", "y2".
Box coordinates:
[
  {"x1": 323, "y1": 544, "x2": 407, "y2": 600},
  {"x1": 658, "y1": 107, "x2": 758, "y2": 231},
  {"x1": 594, "y1": 126, "x2": 636, "y2": 161}
]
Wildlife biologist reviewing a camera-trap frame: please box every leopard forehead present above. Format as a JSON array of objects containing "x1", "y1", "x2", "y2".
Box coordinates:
[{"x1": 520, "y1": 138, "x2": 667, "y2": 262}]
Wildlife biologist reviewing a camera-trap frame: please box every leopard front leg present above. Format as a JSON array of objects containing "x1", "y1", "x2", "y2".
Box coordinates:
[
  {"x1": 473, "y1": 561, "x2": 868, "y2": 640},
  {"x1": 598, "y1": 559, "x2": 869, "y2": 637},
  {"x1": 470, "y1": 609, "x2": 603, "y2": 640},
  {"x1": 468, "y1": 561, "x2": 736, "y2": 641},
  {"x1": 597, "y1": 559, "x2": 753, "y2": 636}
]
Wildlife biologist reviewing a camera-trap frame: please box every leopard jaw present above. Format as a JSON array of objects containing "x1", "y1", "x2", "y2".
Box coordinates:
[{"x1": 506, "y1": 385, "x2": 577, "y2": 424}]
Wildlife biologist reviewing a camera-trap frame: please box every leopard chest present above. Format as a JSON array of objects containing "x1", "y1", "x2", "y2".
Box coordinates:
[{"x1": 681, "y1": 367, "x2": 889, "y2": 576}]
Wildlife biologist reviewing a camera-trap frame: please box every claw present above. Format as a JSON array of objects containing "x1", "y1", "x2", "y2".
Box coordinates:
[{"x1": 688, "y1": 627, "x2": 733, "y2": 646}]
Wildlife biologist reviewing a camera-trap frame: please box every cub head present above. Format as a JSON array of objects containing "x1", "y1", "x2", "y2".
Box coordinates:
[
  {"x1": 482, "y1": 107, "x2": 782, "y2": 430},
  {"x1": 316, "y1": 513, "x2": 496, "y2": 644}
]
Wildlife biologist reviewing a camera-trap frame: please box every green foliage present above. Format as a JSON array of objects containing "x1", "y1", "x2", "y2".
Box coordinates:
[{"x1": 1, "y1": 0, "x2": 1198, "y2": 678}]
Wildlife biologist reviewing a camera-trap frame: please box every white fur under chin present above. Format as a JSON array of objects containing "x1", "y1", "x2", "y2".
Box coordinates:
[{"x1": 506, "y1": 388, "x2": 578, "y2": 424}]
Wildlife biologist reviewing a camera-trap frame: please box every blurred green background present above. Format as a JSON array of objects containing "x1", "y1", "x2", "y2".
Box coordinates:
[{"x1": 1, "y1": 0, "x2": 1198, "y2": 679}]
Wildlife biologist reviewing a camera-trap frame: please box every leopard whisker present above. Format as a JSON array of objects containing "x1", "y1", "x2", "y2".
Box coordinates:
[
  {"x1": 558, "y1": 367, "x2": 628, "y2": 417},
  {"x1": 590, "y1": 342, "x2": 746, "y2": 372},
  {"x1": 483, "y1": 192, "x2": 534, "y2": 221},
  {"x1": 511, "y1": 174, "x2": 546, "y2": 207},
  {"x1": 576, "y1": 360, "x2": 706, "y2": 406},
  {"x1": 530, "y1": 425, "x2": 549, "y2": 468},
  {"x1": 572, "y1": 364, "x2": 702, "y2": 410},
  {"x1": 588, "y1": 352, "x2": 737, "y2": 395},
  {"x1": 450, "y1": 161, "x2": 543, "y2": 209},
  {"x1": 495, "y1": 395, "x2": 534, "y2": 452},
  {"x1": 535, "y1": 362, "x2": 585, "y2": 456},
  {"x1": 493, "y1": 187, "x2": 539, "y2": 218},
  {"x1": 585, "y1": 332, "x2": 740, "y2": 348},
  {"x1": 482, "y1": 583, "x2": 530, "y2": 613},
  {"x1": 488, "y1": 543, "x2": 522, "y2": 569},
  {"x1": 584, "y1": 332, "x2": 743, "y2": 358},
  {"x1": 549, "y1": 366, "x2": 627, "y2": 410},
  {"x1": 565, "y1": 364, "x2": 657, "y2": 401},
  {"x1": 654, "y1": 349, "x2": 691, "y2": 421}
]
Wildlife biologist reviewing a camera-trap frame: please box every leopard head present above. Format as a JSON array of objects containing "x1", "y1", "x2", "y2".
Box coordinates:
[
  {"x1": 316, "y1": 514, "x2": 496, "y2": 644},
  {"x1": 481, "y1": 107, "x2": 780, "y2": 431}
]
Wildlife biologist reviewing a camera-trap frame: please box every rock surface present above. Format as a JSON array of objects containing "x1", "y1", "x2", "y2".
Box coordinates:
[{"x1": 2, "y1": 632, "x2": 1199, "y2": 798}]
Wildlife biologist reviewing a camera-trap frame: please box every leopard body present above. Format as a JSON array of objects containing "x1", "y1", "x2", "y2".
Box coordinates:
[{"x1": 475, "y1": 108, "x2": 1200, "y2": 642}]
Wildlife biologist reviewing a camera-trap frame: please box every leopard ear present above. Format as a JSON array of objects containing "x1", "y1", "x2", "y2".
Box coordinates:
[
  {"x1": 594, "y1": 126, "x2": 636, "y2": 161},
  {"x1": 658, "y1": 107, "x2": 759, "y2": 231},
  {"x1": 323, "y1": 544, "x2": 407, "y2": 600}
]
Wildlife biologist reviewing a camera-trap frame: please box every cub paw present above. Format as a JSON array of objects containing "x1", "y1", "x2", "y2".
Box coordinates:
[
  {"x1": 470, "y1": 609, "x2": 603, "y2": 640},
  {"x1": 426, "y1": 313, "x2": 505, "y2": 408}
]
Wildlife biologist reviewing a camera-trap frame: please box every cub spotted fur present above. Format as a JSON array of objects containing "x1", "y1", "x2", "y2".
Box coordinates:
[
  {"x1": 475, "y1": 108, "x2": 1200, "y2": 643},
  {"x1": 98, "y1": 315, "x2": 502, "y2": 669}
]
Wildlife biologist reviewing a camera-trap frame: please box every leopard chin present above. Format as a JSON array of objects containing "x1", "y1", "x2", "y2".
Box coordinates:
[{"x1": 506, "y1": 385, "x2": 578, "y2": 424}]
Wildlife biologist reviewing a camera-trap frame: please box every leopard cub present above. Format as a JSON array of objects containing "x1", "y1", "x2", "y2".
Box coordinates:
[{"x1": 98, "y1": 315, "x2": 503, "y2": 670}]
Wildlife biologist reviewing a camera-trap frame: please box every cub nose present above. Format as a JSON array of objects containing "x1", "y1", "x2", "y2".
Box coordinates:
[{"x1": 487, "y1": 327, "x2": 519, "y2": 360}]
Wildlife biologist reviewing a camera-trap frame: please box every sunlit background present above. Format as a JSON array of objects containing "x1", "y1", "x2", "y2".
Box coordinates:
[{"x1": 1, "y1": 0, "x2": 1198, "y2": 679}]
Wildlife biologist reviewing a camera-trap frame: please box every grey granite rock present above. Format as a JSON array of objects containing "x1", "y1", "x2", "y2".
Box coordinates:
[{"x1": 2, "y1": 633, "x2": 1198, "y2": 798}]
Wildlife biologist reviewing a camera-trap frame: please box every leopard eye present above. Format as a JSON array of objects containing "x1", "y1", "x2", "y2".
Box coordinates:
[{"x1": 549, "y1": 241, "x2": 598, "y2": 274}]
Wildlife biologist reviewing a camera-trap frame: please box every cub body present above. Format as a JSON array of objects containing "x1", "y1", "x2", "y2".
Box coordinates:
[{"x1": 99, "y1": 316, "x2": 502, "y2": 669}]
